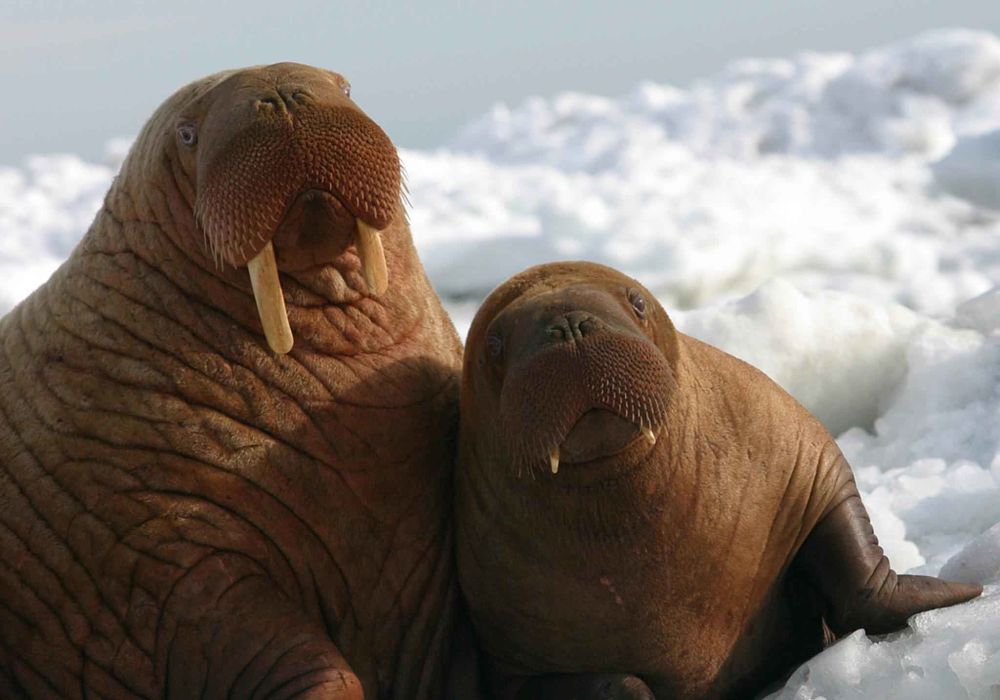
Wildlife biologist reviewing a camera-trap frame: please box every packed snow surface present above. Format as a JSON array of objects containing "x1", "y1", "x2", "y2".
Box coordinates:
[{"x1": 2, "y1": 28, "x2": 999, "y2": 699}]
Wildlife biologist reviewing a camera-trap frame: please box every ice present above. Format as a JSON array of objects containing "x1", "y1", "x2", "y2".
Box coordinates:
[
  {"x1": 942, "y1": 522, "x2": 1000, "y2": 586},
  {"x1": 767, "y1": 588, "x2": 1000, "y2": 700},
  {"x1": 452, "y1": 29, "x2": 1000, "y2": 163},
  {"x1": 406, "y1": 147, "x2": 998, "y2": 316},
  {"x1": 674, "y1": 280, "x2": 922, "y2": 437},
  {"x1": 409, "y1": 30, "x2": 1000, "y2": 315},
  {"x1": 2, "y1": 27, "x2": 999, "y2": 700},
  {"x1": 0, "y1": 155, "x2": 114, "y2": 312},
  {"x1": 955, "y1": 287, "x2": 1000, "y2": 334},
  {"x1": 933, "y1": 129, "x2": 1000, "y2": 211}
]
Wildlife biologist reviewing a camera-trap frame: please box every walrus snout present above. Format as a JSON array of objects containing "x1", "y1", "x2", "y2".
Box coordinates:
[
  {"x1": 488, "y1": 286, "x2": 673, "y2": 476},
  {"x1": 187, "y1": 63, "x2": 401, "y2": 352},
  {"x1": 195, "y1": 86, "x2": 400, "y2": 266}
]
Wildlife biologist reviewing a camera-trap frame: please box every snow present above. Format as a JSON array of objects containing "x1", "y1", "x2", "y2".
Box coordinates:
[
  {"x1": 769, "y1": 591, "x2": 1000, "y2": 700},
  {"x1": 0, "y1": 152, "x2": 117, "y2": 312},
  {"x1": 933, "y1": 129, "x2": 1000, "y2": 211},
  {"x1": 2, "y1": 27, "x2": 999, "y2": 699},
  {"x1": 414, "y1": 29, "x2": 1000, "y2": 315}
]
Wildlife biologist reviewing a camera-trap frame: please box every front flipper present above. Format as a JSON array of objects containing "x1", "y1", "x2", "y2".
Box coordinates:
[
  {"x1": 492, "y1": 672, "x2": 655, "y2": 700},
  {"x1": 162, "y1": 553, "x2": 363, "y2": 699},
  {"x1": 797, "y1": 476, "x2": 982, "y2": 636}
]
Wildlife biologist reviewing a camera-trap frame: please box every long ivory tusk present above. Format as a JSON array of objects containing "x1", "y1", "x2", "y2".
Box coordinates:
[
  {"x1": 247, "y1": 241, "x2": 293, "y2": 354},
  {"x1": 549, "y1": 448, "x2": 560, "y2": 475},
  {"x1": 356, "y1": 220, "x2": 388, "y2": 295}
]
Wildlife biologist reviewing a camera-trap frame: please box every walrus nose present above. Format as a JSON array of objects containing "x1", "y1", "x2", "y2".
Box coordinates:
[
  {"x1": 546, "y1": 311, "x2": 602, "y2": 343},
  {"x1": 252, "y1": 88, "x2": 314, "y2": 114}
]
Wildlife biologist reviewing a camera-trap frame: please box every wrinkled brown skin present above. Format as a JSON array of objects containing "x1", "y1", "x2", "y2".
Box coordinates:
[
  {"x1": 455, "y1": 261, "x2": 982, "y2": 700},
  {"x1": 0, "y1": 64, "x2": 463, "y2": 699}
]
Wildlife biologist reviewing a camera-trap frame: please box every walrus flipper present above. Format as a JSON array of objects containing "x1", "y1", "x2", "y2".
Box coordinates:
[
  {"x1": 492, "y1": 672, "x2": 655, "y2": 700},
  {"x1": 164, "y1": 565, "x2": 364, "y2": 699},
  {"x1": 797, "y1": 472, "x2": 982, "y2": 636}
]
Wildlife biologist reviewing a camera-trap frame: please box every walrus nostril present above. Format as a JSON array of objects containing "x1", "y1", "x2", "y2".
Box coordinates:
[
  {"x1": 546, "y1": 323, "x2": 568, "y2": 341},
  {"x1": 577, "y1": 317, "x2": 597, "y2": 335},
  {"x1": 546, "y1": 312, "x2": 600, "y2": 343},
  {"x1": 255, "y1": 96, "x2": 282, "y2": 113},
  {"x1": 282, "y1": 89, "x2": 312, "y2": 107}
]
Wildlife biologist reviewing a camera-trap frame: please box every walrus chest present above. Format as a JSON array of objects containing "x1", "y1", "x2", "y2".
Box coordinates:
[
  {"x1": 462, "y1": 507, "x2": 758, "y2": 676},
  {"x1": 456, "y1": 439, "x2": 811, "y2": 690},
  {"x1": 0, "y1": 319, "x2": 459, "y2": 699}
]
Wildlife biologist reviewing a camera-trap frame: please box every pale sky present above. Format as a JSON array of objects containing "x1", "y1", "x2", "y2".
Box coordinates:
[{"x1": 2, "y1": 0, "x2": 1000, "y2": 163}]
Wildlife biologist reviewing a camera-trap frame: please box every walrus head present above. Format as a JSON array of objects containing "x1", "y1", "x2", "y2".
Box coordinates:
[
  {"x1": 112, "y1": 62, "x2": 402, "y2": 353},
  {"x1": 463, "y1": 261, "x2": 680, "y2": 480}
]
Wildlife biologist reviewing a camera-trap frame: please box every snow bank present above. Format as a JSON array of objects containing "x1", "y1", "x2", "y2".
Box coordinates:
[
  {"x1": 675, "y1": 280, "x2": 922, "y2": 437},
  {"x1": 409, "y1": 29, "x2": 1000, "y2": 313},
  {"x1": 767, "y1": 589, "x2": 1000, "y2": 700},
  {"x1": 452, "y1": 30, "x2": 1000, "y2": 163},
  {"x1": 406, "y1": 147, "x2": 997, "y2": 315},
  {"x1": 0, "y1": 148, "x2": 121, "y2": 313},
  {"x1": 1, "y1": 27, "x2": 999, "y2": 700},
  {"x1": 933, "y1": 129, "x2": 1000, "y2": 211}
]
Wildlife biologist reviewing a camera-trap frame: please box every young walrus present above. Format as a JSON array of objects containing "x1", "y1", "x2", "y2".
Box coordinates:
[{"x1": 455, "y1": 261, "x2": 981, "y2": 700}]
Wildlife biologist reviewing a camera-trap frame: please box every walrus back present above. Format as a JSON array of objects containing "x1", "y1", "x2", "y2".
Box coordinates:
[{"x1": 677, "y1": 333, "x2": 855, "y2": 543}]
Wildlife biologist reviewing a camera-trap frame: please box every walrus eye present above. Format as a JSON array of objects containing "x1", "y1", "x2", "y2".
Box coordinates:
[
  {"x1": 177, "y1": 123, "x2": 198, "y2": 147},
  {"x1": 486, "y1": 333, "x2": 503, "y2": 360},
  {"x1": 341, "y1": 82, "x2": 351, "y2": 98},
  {"x1": 628, "y1": 290, "x2": 647, "y2": 318}
]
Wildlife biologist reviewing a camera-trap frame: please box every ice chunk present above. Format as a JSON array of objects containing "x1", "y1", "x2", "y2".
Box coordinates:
[{"x1": 932, "y1": 129, "x2": 1000, "y2": 210}]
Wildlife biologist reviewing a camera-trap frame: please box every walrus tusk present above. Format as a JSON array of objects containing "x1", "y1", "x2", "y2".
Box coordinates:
[
  {"x1": 247, "y1": 241, "x2": 293, "y2": 354},
  {"x1": 549, "y1": 448, "x2": 560, "y2": 475},
  {"x1": 642, "y1": 426, "x2": 657, "y2": 445},
  {"x1": 356, "y1": 220, "x2": 388, "y2": 295}
]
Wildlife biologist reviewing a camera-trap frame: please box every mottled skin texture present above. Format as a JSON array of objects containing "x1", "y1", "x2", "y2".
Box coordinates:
[
  {"x1": 455, "y1": 262, "x2": 981, "y2": 700},
  {"x1": 0, "y1": 64, "x2": 462, "y2": 699}
]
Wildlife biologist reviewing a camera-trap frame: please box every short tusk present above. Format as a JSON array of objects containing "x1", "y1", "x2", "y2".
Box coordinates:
[
  {"x1": 549, "y1": 448, "x2": 560, "y2": 475},
  {"x1": 356, "y1": 220, "x2": 388, "y2": 295},
  {"x1": 642, "y1": 426, "x2": 657, "y2": 445},
  {"x1": 247, "y1": 241, "x2": 293, "y2": 354}
]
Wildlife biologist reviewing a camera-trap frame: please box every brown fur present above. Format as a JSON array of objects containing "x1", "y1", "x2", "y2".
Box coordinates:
[
  {"x1": 456, "y1": 262, "x2": 980, "y2": 700},
  {"x1": 0, "y1": 64, "x2": 462, "y2": 699}
]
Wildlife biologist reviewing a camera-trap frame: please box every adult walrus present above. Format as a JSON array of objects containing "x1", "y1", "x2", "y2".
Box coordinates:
[
  {"x1": 455, "y1": 261, "x2": 981, "y2": 700},
  {"x1": 0, "y1": 64, "x2": 462, "y2": 699}
]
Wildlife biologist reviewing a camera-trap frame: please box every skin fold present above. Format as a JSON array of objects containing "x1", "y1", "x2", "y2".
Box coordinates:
[
  {"x1": 0, "y1": 63, "x2": 462, "y2": 699},
  {"x1": 455, "y1": 261, "x2": 981, "y2": 700}
]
